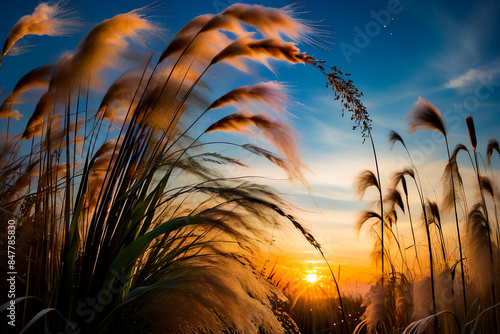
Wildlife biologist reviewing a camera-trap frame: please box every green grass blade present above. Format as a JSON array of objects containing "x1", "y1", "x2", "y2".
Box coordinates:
[{"x1": 103, "y1": 216, "x2": 202, "y2": 288}]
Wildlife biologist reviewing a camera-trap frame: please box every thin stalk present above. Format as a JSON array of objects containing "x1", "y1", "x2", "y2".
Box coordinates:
[
  {"x1": 322, "y1": 254, "x2": 350, "y2": 334},
  {"x1": 405, "y1": 193, "x2": 423, "y2": 274},
  {"x1": 435, "y1": 222, "x2": 447, "y2": 265},
  {"x1": 473, "y1": 146, "x2": 498, "y2": 329},
  {"x1": 65, "y1": 91, "x2": 71, "y2": 236},
  {"x1": 444, "y1": 136, "x2": 467, "y2": 321},
  {"x1": 409, "y1": 175, "x2": 438, "y2": 332},
  {"x1": 368, "y1": 131, "x2": 385, "y2": 286},
  {"x1": 423, "y1": 204, "x2": 438, "y2": 333},
  {"x1": 5, "y1": 104, "x2": 11, "y2": 149}
]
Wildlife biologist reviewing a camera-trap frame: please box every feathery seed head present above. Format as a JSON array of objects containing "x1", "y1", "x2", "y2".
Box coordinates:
[
  {"x1": 388, "y1": 130, "x2": 406, "y2": 150},
  {"x1": 1, "y1": 1, "x2": 80, "y2": 65},
  {"x1": 406, "y1": 97, "x2": 447, "y2": 137},
  {"x1": 486, "y1": 139, "x2": 499, "y2": 166}
]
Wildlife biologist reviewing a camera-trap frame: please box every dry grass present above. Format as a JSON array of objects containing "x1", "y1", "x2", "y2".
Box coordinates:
[{"x1": 0, "y1": 3, "x2": 371, "y2": 333}]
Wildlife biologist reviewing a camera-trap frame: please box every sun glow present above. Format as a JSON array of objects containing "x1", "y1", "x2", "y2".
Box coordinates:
[{"x1": 305, "y1": 273, "x2": 318, "y2": 283}]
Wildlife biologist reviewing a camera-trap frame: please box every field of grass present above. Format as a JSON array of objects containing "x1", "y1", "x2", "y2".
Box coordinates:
[{"x1": 0, "y1": 2, "x2": 499, "y2": 334}]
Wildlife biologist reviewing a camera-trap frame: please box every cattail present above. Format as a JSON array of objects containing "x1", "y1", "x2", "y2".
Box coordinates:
[
  {"x1": 467, "y1": 117, "x2": 498, "y2": 323},
  {"x1": 1, "y1": 2, "x2": 80, "y2": 65},
  {"x1": 487, "y1": 139, "x2": 499, "y2": 166},
  {"x1": 400, "y1": 176, "x2": 408, "y2": 197},
  {"x1": 465, "y1": 116, "x2": 477, "y2": 149},
  {"x1": 406, "y1": 97, "x2": 447, "y2": 137}
]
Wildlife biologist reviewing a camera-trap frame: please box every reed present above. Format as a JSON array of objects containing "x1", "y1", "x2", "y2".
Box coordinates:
[
  {"x1": 466, "y1": 116, "x2": 498, "y2": 329},
  {"x1": 406, "y1": 97, "x2": 467, "y2": 325},
  {"x1": 0, "y1": 3, "x2": 372, "y2": 333},
  {"x1": 356, "y1": 106, "x2": 500, "y2": 333}
]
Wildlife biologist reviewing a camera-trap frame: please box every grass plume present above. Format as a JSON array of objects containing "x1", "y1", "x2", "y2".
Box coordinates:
[{"x1": 0, "y1": 1, "x2": 80, "y2": 66}]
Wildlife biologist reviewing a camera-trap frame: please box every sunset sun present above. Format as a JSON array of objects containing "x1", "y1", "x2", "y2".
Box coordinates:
[
  {"x1": 305, "y1": 273, "x2": 318, "y2": 284},
  {"x1": 1, "y1": 0, "x2": 499, "y2": 333}
]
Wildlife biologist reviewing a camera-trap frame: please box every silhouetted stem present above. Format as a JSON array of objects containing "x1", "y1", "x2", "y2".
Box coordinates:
[
  {"x1": 473, "y1": 146, "x2": 498, "y2": 331},
  {"x1": 405, "y1": 194, "x2": 423, "y2": 274},
  {"x1": 322, "y1": 253, "x2": 350, "y2": 334},
  {"x1": 409, "y1": 175, "x2": 437, "y2": 332},
  {"x1": 368, "y1": 131, "x2": 384, "y2": 286},
  {"x1": 445, "y1": 136, "x2": 468, "y2": 322}
]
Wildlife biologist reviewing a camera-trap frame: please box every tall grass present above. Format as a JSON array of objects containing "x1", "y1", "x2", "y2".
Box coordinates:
[
  {"x1": 0, "y1": 3, "x2": 371, "y2": 333},
  {"x1": 354, "y1": 99, "x2": 500, "y2": 333},
  {"x1": 466, "y1": 116, "x2": 499, "y2": 330},
  {"x1": 407, "y1": 97, "x2": 466, "y2": 325}
]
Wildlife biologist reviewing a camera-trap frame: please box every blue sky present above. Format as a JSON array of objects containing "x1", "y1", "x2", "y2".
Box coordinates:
[{"x1": 1, "y1": 0, "x2": 499, "y2": 284}]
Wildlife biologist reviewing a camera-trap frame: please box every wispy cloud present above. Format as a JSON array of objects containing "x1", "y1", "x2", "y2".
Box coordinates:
[
  {"x1": 428, "y1": 1, "x2": 500, "y2": 89},
  {"x1": 444, "y1": 59, "x2": 500, "y2": 89}
]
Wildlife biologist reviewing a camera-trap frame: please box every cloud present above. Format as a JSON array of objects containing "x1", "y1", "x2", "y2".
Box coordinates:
[
  {"x1": 444, "y1": 59, "x2": 500, "y2": 89},
  {"x1": 419, "y1": 1, "x2": 500, "y2": 91}
]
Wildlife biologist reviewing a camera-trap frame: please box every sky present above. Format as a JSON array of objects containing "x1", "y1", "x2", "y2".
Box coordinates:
[{"x1": 1, "y1": 0, "x2": 499, "y2": 288}]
